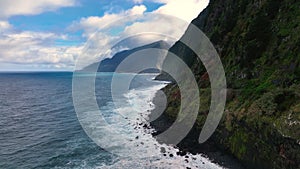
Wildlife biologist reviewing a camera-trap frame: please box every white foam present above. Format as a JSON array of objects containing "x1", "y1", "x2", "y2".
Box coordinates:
[{"x1": 94, "y1": 76, "x2": 224, "y2": 169}]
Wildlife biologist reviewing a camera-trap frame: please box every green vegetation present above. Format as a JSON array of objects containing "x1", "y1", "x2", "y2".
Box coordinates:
[{"x1": 159, "y1": 0, "x2": 300, "y2": 168}]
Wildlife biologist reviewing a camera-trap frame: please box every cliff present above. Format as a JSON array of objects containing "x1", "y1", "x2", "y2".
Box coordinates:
[{"x1": 154, "y1": 0, "x2": 300, "y2": 168}]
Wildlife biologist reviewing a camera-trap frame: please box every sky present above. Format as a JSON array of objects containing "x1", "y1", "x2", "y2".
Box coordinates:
[{"x1": 0, "y1": 0, "x2": 209, "y2": 71}]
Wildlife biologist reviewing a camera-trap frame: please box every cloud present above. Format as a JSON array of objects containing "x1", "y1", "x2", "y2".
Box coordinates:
[
  {"x1": 0, "y1": 0, "x2": 209, "y2": 71},
  {"x1": 0, "y1": 0, "x2": 77, "y2": 18},
  {"x1": 0, "y1": 0, "x2": 80, "y2": 70},
  {"x1": 121, "y1": 14, "x2": 188, "y2": 43},
  {"x1": 0, "y1": 26, "x2": 81, "y2": 70},
  {"x1": 153, "y1": 0, "x2": 209, "y2": 22},
  {"x1": 69, "y1": 5, "x2": 147, "y2": 37},
  {"x1": 70, "y1": 0, "x2": 208, "y2": 44},
  {"x1": 130, "y1": 5, "x2": 147, "y2": 15},
  {"x1": 0, "y1": 21, "x2": 12, "y2": 31},
  {"x1": 69, "y1": 1, "x2": 208, "y2": 69}
]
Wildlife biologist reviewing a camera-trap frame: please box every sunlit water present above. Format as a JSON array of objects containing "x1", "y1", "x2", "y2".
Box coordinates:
[{"x1": 0, "y1": 72, "x2": 224, "y2": 169}]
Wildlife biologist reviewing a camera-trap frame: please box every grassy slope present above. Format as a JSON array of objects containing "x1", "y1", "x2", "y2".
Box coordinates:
[{"x1": 159, "y1": 0, "x2": 300, "y2": 168}]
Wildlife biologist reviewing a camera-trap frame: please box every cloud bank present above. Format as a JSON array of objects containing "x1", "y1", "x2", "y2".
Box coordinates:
[
  {"x1": 0, "y1": 0, "x2": 77, "y2": 19},
  {"x1": 0, "y1": 0, "x2": 209, "y2": 71}
]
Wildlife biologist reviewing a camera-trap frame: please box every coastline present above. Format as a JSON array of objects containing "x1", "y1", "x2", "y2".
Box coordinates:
[{"x1": 149, "y1": 88, "x2": 245, "y2": 169}]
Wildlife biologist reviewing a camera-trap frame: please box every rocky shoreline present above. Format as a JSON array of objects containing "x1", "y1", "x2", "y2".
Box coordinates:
[{"x1": 148, "y1": 89, "x2": 245, "y2": 169}]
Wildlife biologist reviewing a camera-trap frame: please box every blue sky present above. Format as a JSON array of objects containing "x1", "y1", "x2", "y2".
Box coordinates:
[
  {"x1": 0, "y1": 0, "x2": 209, "y2": 71},
  {"x1": 9, "y1": 0, "x2": 163, "y2": 32}
]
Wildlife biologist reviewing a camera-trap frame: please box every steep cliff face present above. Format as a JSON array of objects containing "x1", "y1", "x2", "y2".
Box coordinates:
[
  {"x1": 193, "y1": 0, "x2": 299, "y2": 88},
  {"x1": 157, "y1": 0, "x2": 300, "y2": 168}
]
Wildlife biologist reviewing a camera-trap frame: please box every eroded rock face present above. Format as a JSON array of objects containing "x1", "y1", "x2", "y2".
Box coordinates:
[{"x1": 154, "y1": 0, "x2": 300, "y2": 168}]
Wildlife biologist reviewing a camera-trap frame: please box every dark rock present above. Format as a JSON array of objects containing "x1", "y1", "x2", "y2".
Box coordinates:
[{"x1": 160, "y1": 147, "x2": 166, "y2": 154}]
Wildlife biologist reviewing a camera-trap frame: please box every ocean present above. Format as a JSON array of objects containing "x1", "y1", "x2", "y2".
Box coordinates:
[{"x1": 0, "y1": 72, "x2": 223, "y2": 169}]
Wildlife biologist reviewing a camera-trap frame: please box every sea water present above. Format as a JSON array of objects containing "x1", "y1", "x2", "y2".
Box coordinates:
[{"x1": 0, "y1": 72, "x2": 223, "y2": 169}]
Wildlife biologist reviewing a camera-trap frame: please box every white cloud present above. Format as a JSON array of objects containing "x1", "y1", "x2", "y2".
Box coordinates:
[
  {"x1": 70, "y1": 0, "x2": 208, "y2": 44},
  {"x1": 0, "y1": 0, "x2": 210, "y2": 71},
  {"x1": 153, "y1": 0, "x2": 209, "y2": 22},
  {"x1": 0, "y1": 0, "x2": 77, "y2": 18},
  {"x1": 69, "y1": 5, "x2": 147, "y2": 37},
  {"x1": 69, "y1": 1, "x2": 209, "y2": 69},
  {"x1": 122, "y1": 14, "x2": 188, "y2": 43},
  {"x1": 0, "y1": 21, "x2": 12, "y2": 31},
  {"x1": 130, "y1": 5, "x2": 147, "y2": 15},
  {"x1": 0, "y1": 26, "x2": 81, "y2": 70},
  {"x1": 0, "y1": 0, "x2": 80, "y2": 70}
]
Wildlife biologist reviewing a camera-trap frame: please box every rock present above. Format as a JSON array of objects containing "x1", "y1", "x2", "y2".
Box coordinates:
[{"x1": 160, "y1": 147, "x2": 166, "y2": 153}]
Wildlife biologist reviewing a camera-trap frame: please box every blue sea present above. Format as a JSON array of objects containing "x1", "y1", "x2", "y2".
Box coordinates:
[{"x1": 0, "y1": 72, "x2": 223, "y2": 169}]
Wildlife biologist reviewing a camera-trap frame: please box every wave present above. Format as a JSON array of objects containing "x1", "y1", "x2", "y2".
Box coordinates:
[{"x1": 96, "y1": 76, "x2": 223, "y2": 169}]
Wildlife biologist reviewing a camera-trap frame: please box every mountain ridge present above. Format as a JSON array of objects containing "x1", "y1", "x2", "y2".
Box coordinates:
[{"x1": 83, "y1": 40, "x2": 170, "y2": 73}]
